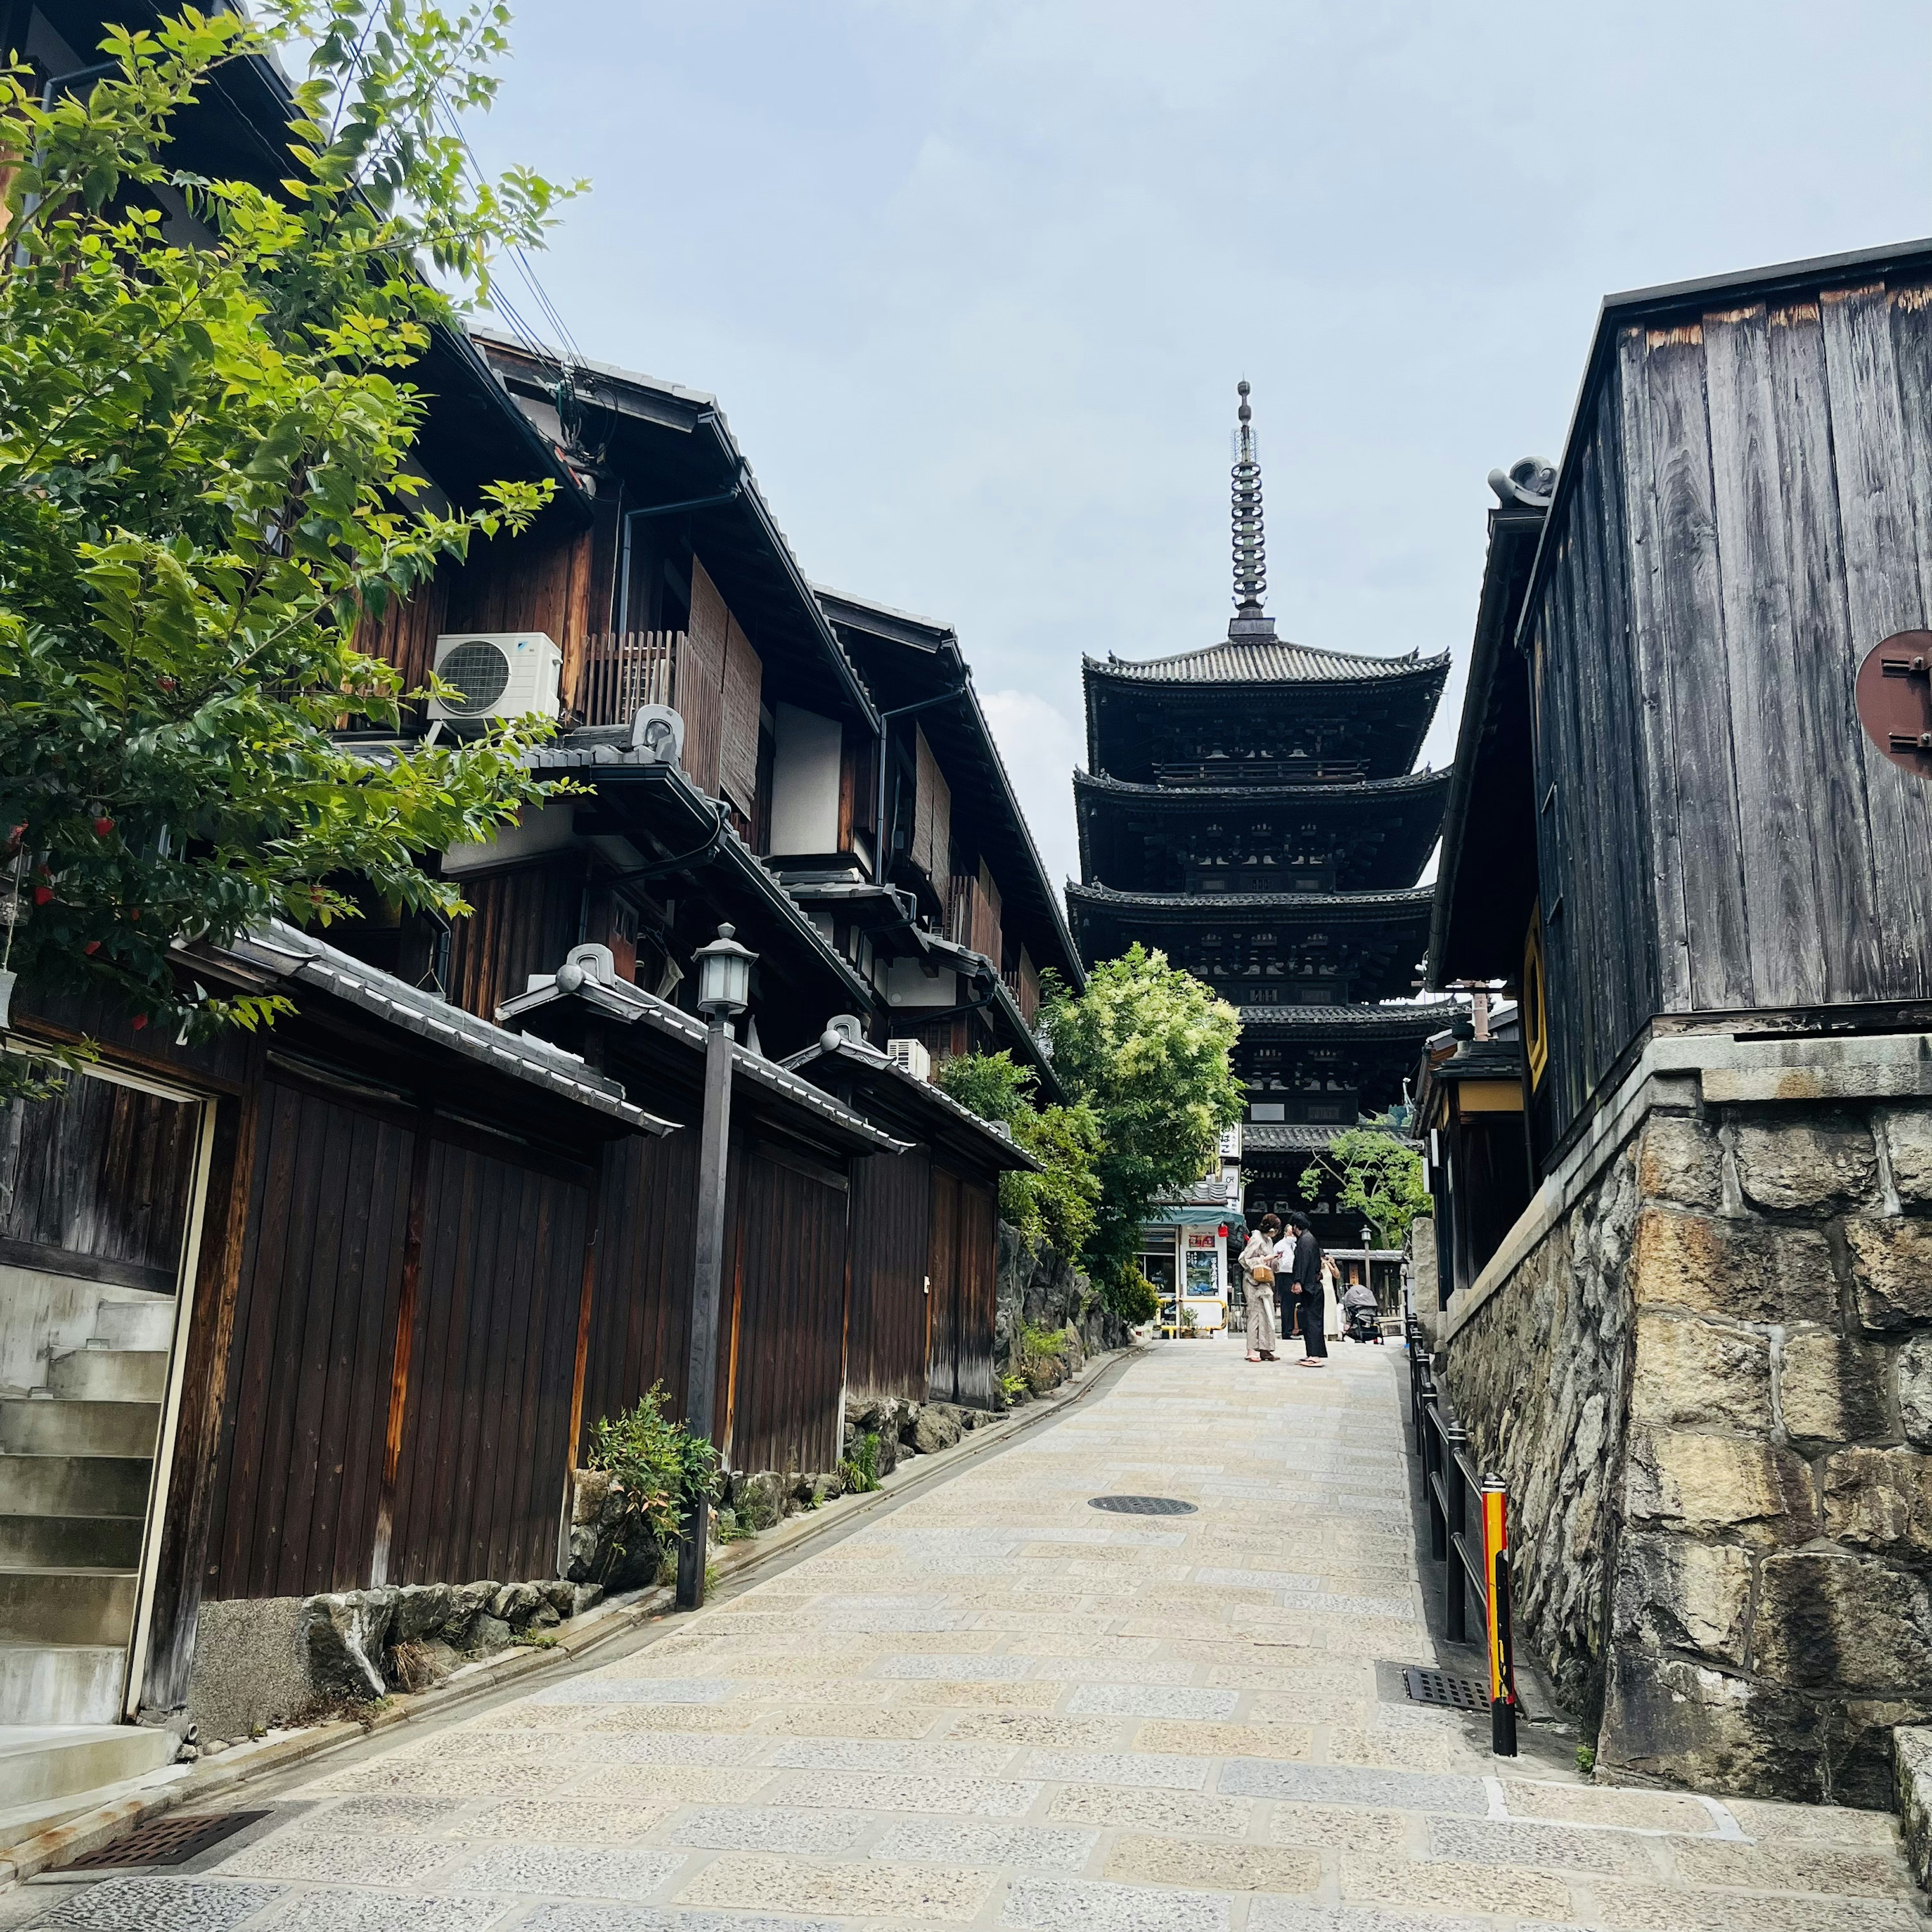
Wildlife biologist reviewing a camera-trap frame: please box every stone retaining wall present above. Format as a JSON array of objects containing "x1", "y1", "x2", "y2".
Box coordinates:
[{"x1": 1439, "y1": 1079, "x2": 1932, "y2": 1808}]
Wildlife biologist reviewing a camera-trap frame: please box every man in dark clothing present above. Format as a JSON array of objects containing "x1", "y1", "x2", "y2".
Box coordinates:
[{"x1": 1284, "y1": 1212, "x2": 1327, "y2": 1367}]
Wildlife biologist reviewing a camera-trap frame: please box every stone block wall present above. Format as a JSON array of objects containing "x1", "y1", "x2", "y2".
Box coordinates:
[{"x1": 1440, "y1": 1089, "x2": 1932, "y2": 1808}]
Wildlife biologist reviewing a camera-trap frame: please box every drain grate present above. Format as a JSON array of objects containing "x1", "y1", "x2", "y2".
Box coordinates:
[
  {"x1": 1088, "y1": 1494, "x2": 1198, "y2": 1516},
  {"x1": 69, "y1": 1810, "x2": 269, "y2": 1869},
  {"x1": 1404, "y1": 1665, "x2": 1489, "y2": 1712}
]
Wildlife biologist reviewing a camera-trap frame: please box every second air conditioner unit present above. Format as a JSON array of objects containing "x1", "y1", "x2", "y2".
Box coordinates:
[
  {"x1": 429, "y1": 633, "x2": 563, "y2": 726},
  {"x1": 885, "y1": 1037, "x2": 932, "y2": 1082}
]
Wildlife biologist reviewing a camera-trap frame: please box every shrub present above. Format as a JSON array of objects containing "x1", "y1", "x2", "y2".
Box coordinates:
[
  {"x1": 585, "y1": 1384, "x2": 720, "y2": 1564},
  {"x1": 839, "y1": 1430, "x2": 883, "y2": 1495}
]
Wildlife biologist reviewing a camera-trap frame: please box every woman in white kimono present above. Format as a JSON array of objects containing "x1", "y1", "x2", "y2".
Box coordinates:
[{"x1": 1239, "y1": 1215, "x2": 1280, "y2": 1361}]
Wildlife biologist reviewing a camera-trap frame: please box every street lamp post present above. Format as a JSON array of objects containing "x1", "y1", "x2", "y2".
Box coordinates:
[{"x1": 677, "y1": 923, "x2": 756, "y2": 1611}]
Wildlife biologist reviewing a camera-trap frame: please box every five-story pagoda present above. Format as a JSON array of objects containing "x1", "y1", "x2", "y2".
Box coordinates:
[{"x1": 1068, "y1": 383, "x2": 1457, "y2": 1239}]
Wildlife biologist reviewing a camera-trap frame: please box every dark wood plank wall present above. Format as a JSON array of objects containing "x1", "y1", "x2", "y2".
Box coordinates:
[
  {"x1": 723, "y1": 1143, "x2": 850, "y2": 1477},
  {"x1": 581, "y1": 1130, "x2": 702, "y2": 1436},
  {"x1": 1526, "y1": 277, "x2": 1932, "y2": 1147},
  {"x1": 846, "y1": 1146, "x2": 933, "y2": 1405},
  {"x1": 0, "y1": 1075, "x2": 199, "y2": 1290},
  {"x1": 207, "y1": 1079, "x2": 416, "y2": 1596},
  {"x1": 446, "y1": 862, "x2": 587, "y2": 1022},
  {"x1": 926, "y1": 1166, "x2": 959, "y2": 1402},
  {"x1": 353, "y1": 572, "x2": 449, "y2": 720},
  {"x1": 952, "y1": 1175, "x2": 998, "y2": 1409},
  {"x1": 443, "y1": 520, "x2": 599, "y2": 716},
  {"x1": 683, "y1": 560, "x2": 729, "y2": 795},
  {"x1": 385, "y1": 1136, "x2": 591, "y2": 1584}
]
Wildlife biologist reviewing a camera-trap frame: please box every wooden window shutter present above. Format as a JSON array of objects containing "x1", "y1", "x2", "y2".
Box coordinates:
[
  {"x1": 719, "y1": 615, "x2": 763, "y2": 817},
  {"x1": 681, "y1": 557, "x2": 728, "y2": 794},
  {"x1": 913, "y1": 726, "x2": 950, "y2": 882}
]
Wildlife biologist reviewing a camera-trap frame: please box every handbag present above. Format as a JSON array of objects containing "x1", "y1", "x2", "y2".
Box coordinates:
[{"x1": 1248, "y1": 1263, "x2": 1274, "y2": 1285}]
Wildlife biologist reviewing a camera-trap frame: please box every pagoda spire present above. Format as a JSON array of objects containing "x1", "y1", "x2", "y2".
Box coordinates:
[{"x1": 1230, "y1": 379, "x2": 1272, "y2": 635}]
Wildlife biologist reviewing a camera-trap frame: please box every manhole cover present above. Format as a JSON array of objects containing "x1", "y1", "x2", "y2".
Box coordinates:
[
  {"x1": 1088, "y1": 1494, "x2": 1198, "y2": 1516},
  {"x1": 69, "y1": 1810, "x2": 269, "y2": 1869},
  {"x1": 1404, "y1": 1665, "x2": 1489, "y2": 1712}
]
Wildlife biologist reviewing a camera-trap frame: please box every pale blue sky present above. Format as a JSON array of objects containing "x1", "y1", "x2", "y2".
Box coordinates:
[{"x1": 462, "y1": 1, "x2": 1932, "y2": 890}]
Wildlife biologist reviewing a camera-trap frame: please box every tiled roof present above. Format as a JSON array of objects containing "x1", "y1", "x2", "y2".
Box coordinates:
[
  {"x1": 1087, "y1": 638, "x2": 1450, "y2": 686},
  {"x1": 1074, "y1": 767, "x2": 1449, "y2": 804},
  {"x1": 1236, "y1": 1000, "x2": 1462, "y2": 1033},
  {"x1": 1240, "y1": 1123, "x2": 1355, "y2": 1153},
  {"x1": 1066, "y1": 883, "x2": 1433, "y2": 920}
]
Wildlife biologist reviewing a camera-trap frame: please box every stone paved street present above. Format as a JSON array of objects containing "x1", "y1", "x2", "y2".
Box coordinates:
[{"x1": 11, "y1": 1340, "x2": 1926, "y2": 1930}]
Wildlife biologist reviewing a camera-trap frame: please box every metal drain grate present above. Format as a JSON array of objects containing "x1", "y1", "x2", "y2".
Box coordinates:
[
  {"x1": 1088, "y1": 1494, "x2": 1198, "y2": 1516},
  {"x1": 69, "y1": 1810, "x2": 269, "y2": 1869},
  {"x1": 1404, "y1": 1665, "x2": 1489, "y2": 1712}
]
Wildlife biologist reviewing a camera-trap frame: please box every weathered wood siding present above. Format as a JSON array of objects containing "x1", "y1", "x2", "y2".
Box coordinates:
[
  {"x1": 1525, "y1": 276, "x2": 1932, "y2": 1147},
  {"x1": 207, "y1": 1077, "x2": 594, "y2": 1596},
  {"x1": 846, "y1": 1146, "x2": 933, "y2": 1406},
  {"x1": 725, "y1": 1144, "x2": 849, "y2": 1477},
  {"x1": 445, "y1": 862, "x2": 585, "y2": 1023},
  {"x1": 927, "y1": 1166, "x2": 997, "y2": 1408}
]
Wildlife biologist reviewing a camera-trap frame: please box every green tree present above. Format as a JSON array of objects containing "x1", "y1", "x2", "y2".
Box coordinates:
[
  {"x1": 0, "y1": 3, "x2": 580, "y2": 1091},
  {"x1": 933, "y1": 1048, "x2": 1102, "y2": 1266},
  {"x1": 1040, "y1": 944, "x2": 1244, "y2": 1317},
  {"x1": 1300, "y1": 1126, "x2": 1429, "y2": 1249}
]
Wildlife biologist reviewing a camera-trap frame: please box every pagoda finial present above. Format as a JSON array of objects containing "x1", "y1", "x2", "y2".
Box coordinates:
[{"x1": 1231, "y1": 378, "x2": 1268, "y2": 626}]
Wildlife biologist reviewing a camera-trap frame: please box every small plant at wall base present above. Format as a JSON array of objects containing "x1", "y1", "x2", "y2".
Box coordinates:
[
  {"x1": 1038, "y1": 946, "x2": 1244, "y2": 1320},
  {"x1": 585, "y1": 1384, "x2": 721, "y2": 1567},
  {"x1": 0, "y1": 3, "x2": 583, "y2": 1096},
  {"x1": 838, "y1": 1431, "x2": 882, "y2": 1495},
  {"x1": 1299, "y1": 1128, "x2": 1429, "y2": 1250}
]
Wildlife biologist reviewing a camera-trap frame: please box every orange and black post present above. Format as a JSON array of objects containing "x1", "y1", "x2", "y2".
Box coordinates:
[{"x1": 1481, "y1": 1476, "x2": 1519, "y2": 1756}]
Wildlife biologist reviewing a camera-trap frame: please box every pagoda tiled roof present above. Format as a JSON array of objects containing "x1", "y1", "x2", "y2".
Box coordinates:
[
  {"x1": 1085, "y1": 637, "x2": 1450, "y2": 686},
  {"x1": 1066, "y1": 882, "x2": 1433, "y2": 922},
  {"x1": 1235, "y1": 1000, "x2": 1461, "y2": 1033},
  {"x1": 1074, "y1": 767, "x2": 1449, "y2": 805},
  {"x1": 1240, "y1": 1123, "x2": 1356, "y2": 1153}
]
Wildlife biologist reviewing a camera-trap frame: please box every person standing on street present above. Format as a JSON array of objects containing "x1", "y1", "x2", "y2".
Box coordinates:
[
  {"x1": 1239, "y1": 1216, "x2": 1279, "y2": 1361},
  {"x1": 1284, "y1": 1211, "x2": 1328, "y2": 1367}
]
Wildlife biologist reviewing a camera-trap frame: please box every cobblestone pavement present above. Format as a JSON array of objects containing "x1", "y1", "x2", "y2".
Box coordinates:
[{"x1": 15, "y1": 1339, "x2": 1928, "y2": 1930}]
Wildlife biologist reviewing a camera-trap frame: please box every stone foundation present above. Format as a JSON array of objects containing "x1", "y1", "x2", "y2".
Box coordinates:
[{"x1": 1437, "y1": 1033, "x2": 1932, "y2": 1808}]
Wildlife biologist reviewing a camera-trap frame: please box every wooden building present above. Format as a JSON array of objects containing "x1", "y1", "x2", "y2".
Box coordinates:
[
  {"x1": 1428, "y1": 239, "x2": 1932, "y2": 1803},
  {"x1": 783, "y1": 1026, "x2": 1039, "y2": 1410},
  {"x1": 1067, "y1": 383, "x2": 1453, "y2": 1238}
]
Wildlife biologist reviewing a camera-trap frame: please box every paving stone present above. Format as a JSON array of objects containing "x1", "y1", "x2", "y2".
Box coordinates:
[
  {"x1": 1671, "y1": 1837, "x2": 1914, "y2": 1895},
  {"x1": 257, "y1": 1895, "x2": 506, "y2": 1932},
  {"x1": 877, "y1": 1653, "x2": 1034, "y2": 1680},
  {"x1": 531, "y1": 1678, "x2": 731, "y2": 1705},
  {"x1": 767, "y1": 1770, "x2": 1040, "y2": 1817},
  {"x1": 1020, "y1": 1749, "x2": 1213, "y2": 1790},
  {"x1": 739, "y1": 1676, "x2": 894, "y2": 1704},
  {"x1": 870, "y1": 1820, "x2": 1100, "y2": 1871},
  {"x1": 1002, "y1": 1875, "x2": 1233, "y2": 1932},
  {"x1": 947, "y1": 1713, "x2": 1122, "y2": 1747},
  {"x1": 1045, "y1": 1786, "x2": 1253, "y2": 1836},
  {"x1": 441, "y1": 1846, "x2": 687, "y2": 1898},
  {"x1": 1323, "y1": 1728, "x2": 1489, "y2": 1773},
  {"x1": 217, "y1": 1835, "x2": 450, "y2": 1885},
  {"x1": 522, "y1": 1912, "x2": 844, "y2": 1932},
  {"x1": 1219, "y1": 1761, "x2": 1490, "y2": 1815},
  {"x1": 22, "y1": 1879, "x2": 285, "y2": 1930},
  {"x1": 756, "y1": 1704, "x2": 938, "y2": 1738},
  {"x1": 1263, "y1": 1803, "x2": 1413, "y2": 1848},
  {"x1": 1102, "y1": 1834, "x2": 1322, "y2": 1892},
  {"x1": 308, "y1": 1795, "x2": 467, "y2": 1834},
  {"x1": 1339, "y1": 1852, "x2": 1572, "y2": 1917},
  {"x1": 1426, "y1": 1815, "x2": 1659, "y2": 1875},
  {"x1": 1588, "y1": 1885, "x2": 1921, "y2": 1930},
  {"x1": 1722, "y1": 1798, "x2": 1904, "y2": 1846},
  {"x1": 675, "y1": 1853, "x2": 992, "y2": 1921},
  {"x1": 670, "y1": 1806, "x2": 871, "y2": 1854},
  {"x1": 459, "y1": 1800, "x2": 679, "y2": 1841},
  {"x1": 1248, "y1": 1908, "x2": 1503, "y2": 1932},
  {"x1": 895, "y1": 1679, "x2": 1063, "y2": 1709},
  {"x1": 1133, "y1": 1721, "x2": 1314, "y2": 1759},
  {"x1": 767, "y1": 1738, "x2": 1017, "y2": 1774},
  {"x1": 601, "y1": 1732, "x2": 769, "y2": 1766},
  {"x1": 1067, "y1": 1685, "x2": 1240, "y2": 1720},
  {"x1": 1027, "y1": 1657, "x2": 1200, "y2": 1683},
  {"x1": 1499, "y1": 1781, "x2": 1714, "y2": 1834},
  {"x1": 563, "y1": 1766, "x2": 775, "y2": 1804},
  {"x1": 584, "y1": 1705, "x2": 760, "y2": 1733}
]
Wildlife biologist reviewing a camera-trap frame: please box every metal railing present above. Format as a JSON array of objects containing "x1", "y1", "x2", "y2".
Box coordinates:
[{"x1": 1405, "y1": 1317, "x2": 1519, "y2": 1754}]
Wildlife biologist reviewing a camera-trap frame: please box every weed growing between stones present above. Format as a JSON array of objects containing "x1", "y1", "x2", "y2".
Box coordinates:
[
  {"x1": 840, "y1": 1431, "x2": 884, "y2": 1495},
  {"x1": 585, "y1": 1383, "x2": 722, "y2": 1575}
]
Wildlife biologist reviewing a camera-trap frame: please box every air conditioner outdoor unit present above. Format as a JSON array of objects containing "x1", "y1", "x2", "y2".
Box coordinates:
[
  {"x1": 429, "y1": 633, "x2": 563, "y2": 726},
  {"x1": 885, "y1": 1037, "x2": 932, "y2": 1082}
]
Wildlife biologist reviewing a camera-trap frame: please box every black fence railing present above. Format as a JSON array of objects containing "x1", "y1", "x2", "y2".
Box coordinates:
[{"x1": 1406, "y1": 1316, "x2": 1518, "y2": 1753}]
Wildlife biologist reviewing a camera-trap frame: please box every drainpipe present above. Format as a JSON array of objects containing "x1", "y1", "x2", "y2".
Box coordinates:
[
  {"x1": 613, "y1": 451, "x2": 746, "y2": 639},
  {"x1": 873, "y1": 678, "x2": 970, "y2": 882}
]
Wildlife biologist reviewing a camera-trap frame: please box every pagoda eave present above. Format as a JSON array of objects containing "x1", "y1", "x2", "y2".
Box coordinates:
[{"x1": 1065, "y1": 884, "x2": 1433, "y2": 922}]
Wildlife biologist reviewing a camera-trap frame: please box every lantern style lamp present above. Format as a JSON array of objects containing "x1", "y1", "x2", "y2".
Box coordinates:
[
  {"x1": 693, "y1": 923, "x2": 755, "y2": 1021},
  {"x1": 679, "y1": 923, "x2": 757, "y2": 1613}
]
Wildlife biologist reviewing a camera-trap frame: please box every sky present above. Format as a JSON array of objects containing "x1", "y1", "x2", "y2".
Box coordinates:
[{"x1": 460, "y1": 1, "x2": 1932, "y2": 895}]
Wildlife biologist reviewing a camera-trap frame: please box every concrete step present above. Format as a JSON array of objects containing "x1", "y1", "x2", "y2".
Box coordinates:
[
  {"x1": 48, "y1": 1350, "x2": 168, "y2": 1404},
  {"x1": 0, "y1": 1401, "x2": 159, "y2": 1460},
  {"x1": 0, "y1": 1455, "x2": 152, "y2": 1520},
  {"x1": 0, "y1": 1723, "x2": 174, "y2": 1809},
  {"x1": 0, "y1": 1569, "x2": 137, "y2": 1648},
  {"x1": 89, "y1": 1301, "x2": 176, "y2": 1352},
  {"x1": 0, "y1": 1514, "x2": 142, "y2": 1571},
  {"x1": 0, "y1": 1645, "x2": 126, "y2": 1726}
]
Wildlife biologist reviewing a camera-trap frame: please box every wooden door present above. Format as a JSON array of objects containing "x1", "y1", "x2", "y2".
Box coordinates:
[
  {"x1": 954, "y1": 1177, "x2": 998, "y2": 1409},
  {"x1": 927, "y1": 1166, "x2": 960, "y2": 1402}
]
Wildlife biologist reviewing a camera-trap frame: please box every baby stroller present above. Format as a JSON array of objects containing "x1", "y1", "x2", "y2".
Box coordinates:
[{"x1": 1340, "y1": 1282, "x2": 1383, "y2": 1345}]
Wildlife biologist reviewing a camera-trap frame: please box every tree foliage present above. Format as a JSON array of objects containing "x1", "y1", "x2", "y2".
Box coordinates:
[
  {"x1": 1040, "y1": 944, "x2": 1244, "y2": 1315},
  {"x1": 1300, "y1": 1126, "x2": 1429, "y2": 1249},
  {"x1": 0, "y1": 3, "x2": 582, "y2": 1089},
  {"x1": 933, "y1": 1048, "x2": 1102, "y2": 1266}
]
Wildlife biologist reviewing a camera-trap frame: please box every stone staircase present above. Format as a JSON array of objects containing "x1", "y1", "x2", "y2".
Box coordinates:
[{"x1": 0, "y1": 1296, "x2": 170, "y2": 1729}]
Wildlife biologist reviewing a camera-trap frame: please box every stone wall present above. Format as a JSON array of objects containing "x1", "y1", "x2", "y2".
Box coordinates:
[
  {"x1": 1439, "y1": 1078, "x2": 1932, "y2": 1808},
  {"x1": 997, "y1": 1222, "x2": 1126, "y2": 1381}
]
